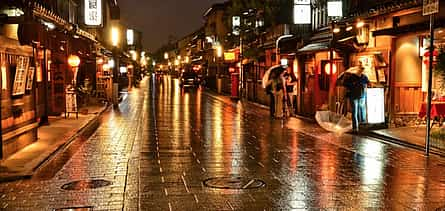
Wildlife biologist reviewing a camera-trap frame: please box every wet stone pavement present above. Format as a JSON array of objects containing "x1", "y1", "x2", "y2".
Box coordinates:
[{"x1": 1, "y1": 76, "x2": 445, "y2": 210}]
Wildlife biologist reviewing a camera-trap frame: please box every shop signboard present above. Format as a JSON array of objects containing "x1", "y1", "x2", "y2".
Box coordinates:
[
  {"x1": 423, "y1": 0, "x2": 439, "y2": 16},
  {"x1": 232, "y1": 16, "x2": 240, "y2": 35},
  {"x1": 367, "y1": 88, "x2": 385, "y2": 124},
  {"x1": 84, "y1": 0, "x2": 102, "y2": 26},
  {"x1": 224, "y1": 52, "x2": 236, "y2": 61},
  {"x1": 327, "y1": 1, "x2": 343, "y2": 17},
  {"x1": 358, "y1": 56, "x2": 377, "y2": 83},
  {"x1": 25, "y1": 66, "x2": 35, "y2": 90},
  {"x1": 65, "y1": 87, "x2": 78, "y2": 118},
  {"x1": 12, "y1": 56, "x2": 29, "y2": 96},
  {"x1": 294, "y1": 0, "x2": 311, "y2": 24}
]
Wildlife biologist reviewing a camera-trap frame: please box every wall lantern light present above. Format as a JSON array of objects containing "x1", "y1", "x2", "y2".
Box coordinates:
[
  {"x1": 1, "y1": 64, "x2": 6, "y2": 90},
  {"x1": 356, "y1": 20, "x2": 365, "y2": 28},
  {"x1": 324, "y1": 63, "x2": 337, "y2": 75},
  {"x1": 333, "y1": 27, "x2": 341, "y2": 33},
  {"x1": 111, "y1": 27, "x2": 119, "y2": 47},
  {"x1": 216, "y1": 45, "x2": 223, "y2": 58}
]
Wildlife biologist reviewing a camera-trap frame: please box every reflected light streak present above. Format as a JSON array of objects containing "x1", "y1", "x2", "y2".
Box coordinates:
[
  {"x1": 213, "y1": 102, "x2": 224, "y2": 165},
  {"x1": 172, "y1": 77, "x2": 180, "y2": 148},
  {"x1": 361, "y1": 141, "x2": 384, "y2": 185}
]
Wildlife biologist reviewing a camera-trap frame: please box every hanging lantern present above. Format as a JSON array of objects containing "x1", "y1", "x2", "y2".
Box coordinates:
[
  {"x1": 324, "y1": 63, "x2": 337, "y2": 75},
  {"x1": 68, "y1": 54, "x2": 80, "y2": 67}
]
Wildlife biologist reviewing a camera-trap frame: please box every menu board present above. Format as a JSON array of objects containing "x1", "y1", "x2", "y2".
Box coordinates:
[
  {"x1": 66, "y1": 88, "x2": 78, "y2": 113},
  {"x1": 377, "y1": 69, "x2": 386, "y2": 83},
  {"x1": 366, "y1": 88, "x2": 385, "y2": 124},
  {"x1": 358, "y1": 56, "x2": 377, "y2": 83},
  {"x1": 26, "y1": 67, "x2": 35, "y2": 90},
  {"x1": 12, "y1": 56, "x2": 29, "y2": 96}
]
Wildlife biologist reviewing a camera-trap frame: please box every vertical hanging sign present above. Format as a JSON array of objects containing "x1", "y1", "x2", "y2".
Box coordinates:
[
  {"x1": 423, "y1": 0, "x2": 439, "y2": 16},
  {"x1": 294, "y1": 0, "x2": 311, "y2": 24},
  {"x1": 84, "y1": 0, "x2": 102, "y2": 26}
]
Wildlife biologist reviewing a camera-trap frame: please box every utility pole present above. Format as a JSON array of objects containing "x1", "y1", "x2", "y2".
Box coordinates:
[{"x1": 423, "y1": 0, "x2": 439, "y2": 156}]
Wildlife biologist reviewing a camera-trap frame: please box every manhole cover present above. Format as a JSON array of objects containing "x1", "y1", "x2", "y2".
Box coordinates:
[
  {"x1": 54, "y1": 206, "x2": 93, "y2": 211},
  {"x1": 61, "y1": 179, "x2": 112, "y2": 191},
  {"x1": 203, "y1": 176, "x2": 265, "y2": 189}
]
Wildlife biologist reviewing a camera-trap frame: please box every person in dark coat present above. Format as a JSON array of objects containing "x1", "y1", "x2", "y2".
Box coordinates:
[{"x1": 343, "y1": 65, "x2": 369, "y2": 133}]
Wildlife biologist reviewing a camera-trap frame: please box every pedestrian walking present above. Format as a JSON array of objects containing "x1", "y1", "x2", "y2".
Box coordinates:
[
  {"x1": 343, "y1": 63, "x2": 369, "y2": 133},
  {"x1": 263, "y1": 65, "x2": 286, "y2": 119},
  {"x1": 266, "y1": 69, "x2": 286, "y2": 119},
  {"x1": 265, "y1": 74, "x2": 275, "y2": 118},
  {"x1": 283, "y1": 67, "x2": 298, "y2": 116}
]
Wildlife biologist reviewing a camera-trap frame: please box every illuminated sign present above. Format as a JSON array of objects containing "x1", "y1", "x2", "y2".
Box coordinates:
[
  {"x1": 232, "y1": 16, "x2": 240, "y2": 35},
  {"x1": 224, "y1": 52, "x2": 236, "y2": 61},
  {"x1": 294, "y1": 0, "x2": 311, "y2": 24},
  {"x1": 84, "y1": 0, "x2": 102, "y2": 26},
  {"x1": 127, "y1": 29, "x2": 134, "y2": 45},
  {"x1": 328, "y1": 1, "x2": 343, "y2": 17},
  {"x1": 367, "y1": 88, "x2": 385, "y2": 124},
  {"x1": 423, "y1": 0, "x2": 439, "y2": 16},
  {"x1": 120, "y1": 66, "x2": 127, "y2": 73}
]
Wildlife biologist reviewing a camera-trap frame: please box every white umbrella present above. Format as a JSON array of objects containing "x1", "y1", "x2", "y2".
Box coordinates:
[
  {"x1": 315, "y1": 110, "x2": 352, "y2": 134},
  {"x1": 262, "y1": 65, "x2": 282, "y2": 88}
]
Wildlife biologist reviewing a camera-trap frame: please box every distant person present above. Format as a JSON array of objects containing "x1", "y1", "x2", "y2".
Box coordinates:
[
  {"x1": 283, "y1": 67, "x2": 298, "y2": 116},
  {"x1": 265, "y1": 71, "x2": 276, "y2": 118},
  {"x1": 269, "y1": 68, "x2": 286, "y2": 119},
  {"x1": 344, "y1": 63, "x2": 369, "y2": 133}
]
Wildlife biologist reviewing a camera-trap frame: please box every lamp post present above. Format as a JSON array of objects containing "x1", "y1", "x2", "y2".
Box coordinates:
[
  {"x1": 111, "y1": 26, "x2": 120, "y2": 106},
  {"x1": 276, "y1": 34, "x2": 294, "y2": 65},
  {"x1": 67, "y1": 54, "x2": 80, "y2": 118},
  {"x1": 216, "y1": 45, "x2": 223, "y2": 76},
  {"x1": 68, "y1": 54, "x2": 80, "y2": 85}
]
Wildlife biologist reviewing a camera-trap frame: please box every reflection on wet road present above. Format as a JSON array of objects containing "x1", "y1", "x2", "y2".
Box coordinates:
[{"x1": 0, "y1": 75, "x2": 445, "y2": 210}]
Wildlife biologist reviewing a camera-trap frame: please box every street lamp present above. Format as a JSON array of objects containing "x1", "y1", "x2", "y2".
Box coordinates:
[
  {"x1": 67, "y1": 54, "x2": 80, "y2": 118},
  {"x1": 68, "y1": 54, "x2": 80, "y2": 85},
  {"x1": 215, "y1": 45, "x2": 223, "y2": 76},
  {"x1": 111, "y1": 27, "x2": 119, "y2": 47},
  {"x1": 276, "y1": 34, "x2": 294, "y2": 65}
]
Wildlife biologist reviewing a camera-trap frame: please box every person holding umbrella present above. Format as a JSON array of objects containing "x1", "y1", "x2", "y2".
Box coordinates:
[
  {"x1": 341, "y1": 62, "x2": 369, "y2": 133},
  {"x1": 263, "y1": 64, "x2": 287, "y2": 119}
]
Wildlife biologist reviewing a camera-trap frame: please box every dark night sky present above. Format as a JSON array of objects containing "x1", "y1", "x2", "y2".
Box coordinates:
[{"x1": 119, "y1": 0, "x2": 226, "y2": 52}]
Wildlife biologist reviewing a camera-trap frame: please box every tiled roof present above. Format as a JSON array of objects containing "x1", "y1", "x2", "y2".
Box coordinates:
[{"x1": 350, "y1": 0, "x2": 422, "y2": 18}]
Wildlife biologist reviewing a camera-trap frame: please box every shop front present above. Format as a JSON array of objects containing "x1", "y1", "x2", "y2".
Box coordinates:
[
  {"x1": 371, "y1": 4, "x2": 445, "y2": 127},
  {"x1": 0, "y1": 35, "x2": 38, "y2": 158},
  {"x1": 297, "y1": 40, "x2": 345, "y2": 117}
]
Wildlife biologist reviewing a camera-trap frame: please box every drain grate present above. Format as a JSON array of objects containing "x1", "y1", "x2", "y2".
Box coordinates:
[
  {"x1": 203, "y1": 176, "x2": 265, "y2": 189},
  {"x1": 61, "y1": 179, "x2": 112, "y2": 191}
]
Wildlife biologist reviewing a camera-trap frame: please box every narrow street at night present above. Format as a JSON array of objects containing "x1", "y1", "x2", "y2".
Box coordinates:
[{"x1": 0, "y1": 76, "x2": 445, "y2": 210}]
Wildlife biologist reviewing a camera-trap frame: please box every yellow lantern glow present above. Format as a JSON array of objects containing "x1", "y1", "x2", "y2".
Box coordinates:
[
  {"x1": 324, "y1": 63, "x2": 337, "y2": 75},
  {"x1": 68, "y1": 55, "x2": 80, "y2": 67}
]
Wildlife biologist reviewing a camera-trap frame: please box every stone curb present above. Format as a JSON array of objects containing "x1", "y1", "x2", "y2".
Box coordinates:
[{"x1": 0, "y1": 104, "x2": 111, "y2": 183}]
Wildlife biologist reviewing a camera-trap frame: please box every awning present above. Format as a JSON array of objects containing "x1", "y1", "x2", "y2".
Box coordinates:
[{"x1": 297, "y1": 41, "x2": 331, "y2": 53}]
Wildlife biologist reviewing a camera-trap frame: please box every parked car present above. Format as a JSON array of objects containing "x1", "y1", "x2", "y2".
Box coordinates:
[{"x1": 179, "y1": 71, "x2": 199, "y2": 87}]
